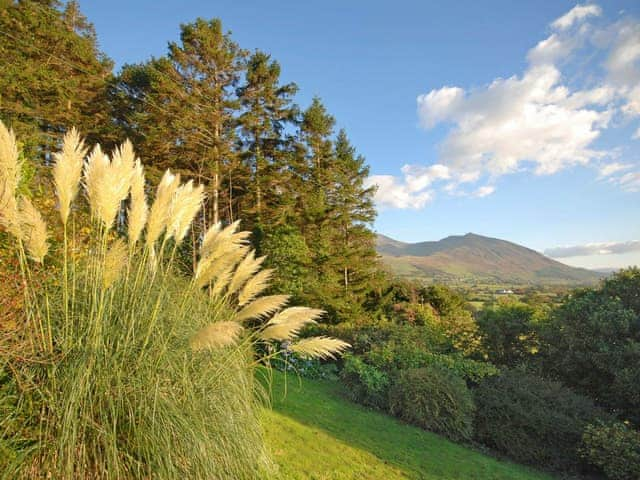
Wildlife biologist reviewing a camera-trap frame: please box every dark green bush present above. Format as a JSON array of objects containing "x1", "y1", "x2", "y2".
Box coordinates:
[
  {"x1": 341, "y1": 355, "x2": 390, "y2": 409},
  {"x1": 538, "y1": 271, "x2": 640, "y2": 423},
  {"x1": 581, "y1": 423, "x2": 640, "y2": 480},
  {"x1": 474, "y1": 369, "x2": 608, "y2": 472},
  {"x1": 476, "y1": 300, "x2": 543, "y2": 367},
  {"x1": 388, "y1": 365, "x2": 475, "y2": 441}
]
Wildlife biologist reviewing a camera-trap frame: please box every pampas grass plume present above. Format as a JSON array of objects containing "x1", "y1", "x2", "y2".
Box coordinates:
[
  {"x1": 227, "y1": 250, "x2": 266, "y2": 297},
  {"x1": 260, "y1": 307, "x2": 324, "y2": 341},
  {"x1": 237, "y1": 268, "x2": 273, "y2": 307},
  {"x1": 128, "y1": 160, "x2": 148, "y2": 246},
  {"x1": 235, "y1": 294, "x2": 290, "y2": 322},
  {"x1": 146, "y1": 169, "x2": 180, "y2": 247},
  {"x1": 53, "y1": 128, "x2": 86, "y2": 225},
  {"x1": 0, "y1": 121, "x2": 21, "y2": 237},
  {"x1": 17, "y1": 196, "x2": 48, "y2": 263},
  {"x1": 84, "y1": 144, "x2": 133, "y2": 229},
  {"x1": 290, "y1": 337, "x2": 351, "y2": 360},
  {"x1": 167, "y1": 180, "x2": 205, "y2": 243},
  {"x1": 190, "y1": 321, "x2": 244, "y2": 351}
]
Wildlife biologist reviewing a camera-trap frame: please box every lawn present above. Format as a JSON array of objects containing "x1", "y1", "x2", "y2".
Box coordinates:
[{"x1": 261, "y1": 371, "x2": 553, "y2": 480}]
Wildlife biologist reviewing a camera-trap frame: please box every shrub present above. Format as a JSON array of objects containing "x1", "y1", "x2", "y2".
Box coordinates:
[
  {"x1": 538, "y1": 287, "x2": 640, "y2": 423},
  {"x1": 0, "y1": 124, "x2": 349, "y2": 478},
  {"x1": 581, "y1": 423, "x2": 640, "y2": 480},
  {"x1": 474, "y1": 369, "x2": 608, "y2": 472},
  {"x1": 341, "y1": 354, "x2": 390, "y2": 409},
  {"x1": 476, "y1": 300, "x2": 542, "y2": 367},
  {"x1": 388, "y1": 365, "x2": 475, "y2": 441}
]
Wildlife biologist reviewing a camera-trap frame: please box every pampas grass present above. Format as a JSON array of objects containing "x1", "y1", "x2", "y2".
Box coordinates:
[
  {"x1": 127, "y1": 160, "x2": 148, "y2": 246},
  {"x1": 16, "y1": 196, "x2": 48, "y2": 263},
  {"x1": 0, "y1": 122, "x2": 349, "y2": 479},
  {"x1": 145, "y1": 169, "x2": 179, "y2": 247},
  {"x1": 52, "y1": 128, "x2": 86, "y2": 225},
  {"x1": 290, "y1": 336, "x2": 351, "y2": 360},
  {"x1": 190, "y1": 321, "x2": 244, "y2": 351},
  {"x1": 0, "y1": 123, "x2": 21, "y2": 238}
]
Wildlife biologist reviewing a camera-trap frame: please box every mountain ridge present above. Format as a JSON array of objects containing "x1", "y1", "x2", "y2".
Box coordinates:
[{"x1": 376, "y1": 233, "x2": 602, "y2": 285}]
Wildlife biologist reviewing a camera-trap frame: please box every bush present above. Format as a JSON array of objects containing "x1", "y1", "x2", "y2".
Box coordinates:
[
  {"x1": 341, "y1": 355, "x2": 390, "y2": 409},
  {"x1": 581, "y1": 423, "x2": 640, "y2": 480},
  {"x1": 474, "y1": 369, "x2": 608, "y2": 472},
  {"x1": 476, "y1": 300, "x2": 542, "y2": 367},
  {"x1": 538, "y1": 283, "x2": 640, "y2": 423},
  {"x1": 388, "y1": 365, "x2": 475, "y2": 441}
]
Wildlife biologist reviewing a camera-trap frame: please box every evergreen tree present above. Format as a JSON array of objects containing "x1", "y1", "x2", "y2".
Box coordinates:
[
  {"x1": 295, "y1": 98, "x2": 338, "y2": 311},
  {"x1": 328, "y1": 129, "x2": 378, "y2": 312},
  {"x1": 0, "y1": 0, "x2": 113, "y2": 157},
  {"x1": 237, "y1": 51, "x2": 298, "y2": 228},
  {"x1": 112, "y1": 18, "x2": 247, "y2": 224}
]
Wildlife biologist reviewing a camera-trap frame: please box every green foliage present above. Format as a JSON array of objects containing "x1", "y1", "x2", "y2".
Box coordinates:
[
  {"x1": 581, "y1": 422, "x2": 640, "y2": 480},
  {"x1": 0, "y1": 0, "x2": 113, "y2": 156},
  {"x1": 338, "y1": 322, "x2": 497, "y2": 414},
  {"x1": 261, "y1": 224, "x2": 311, "y2": 300},
  {"x1": 477, "y1": 300, "x2": 542, "y2": 367},
  {"x1": 474, "y1": 369, "x2": 608, "y2": 472},
  {"x1": 602, "y1": 267, "x2": 640, "y2": 315},
  {"x1": 361, "y1": 324, "x2": 497, "y2": 383},
  {"x1": 538, "y1": 270, "x2": 640, "y2": 423},
  {"x1": 341, "y1": 354, "x2": 390, "y2": 409},
  {"x1": 389, "y1": 366, "x2": 475, "y2": 441}
]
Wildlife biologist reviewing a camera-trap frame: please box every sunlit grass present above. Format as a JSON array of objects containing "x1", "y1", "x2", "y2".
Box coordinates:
[{"x1": 263, "y1": 371, "x2": 554, "y2": 480}]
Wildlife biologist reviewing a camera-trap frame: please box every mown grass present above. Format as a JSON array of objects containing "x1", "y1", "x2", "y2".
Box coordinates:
[{"x1": 262, "y1": 371, "x2": 554, "y2": 480}]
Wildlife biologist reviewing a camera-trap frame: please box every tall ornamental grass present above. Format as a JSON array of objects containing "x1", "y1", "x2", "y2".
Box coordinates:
[{"x1": 0, "y1": 122, "x2": 348, "y2": 479}]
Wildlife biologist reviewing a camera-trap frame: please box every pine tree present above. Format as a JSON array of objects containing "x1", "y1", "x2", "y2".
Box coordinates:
[
  {"x1": 237, "y1": 51, "x2": 298, "y2": 228},
  {"x1": 112, "y1": 18, "x2": 247, "y2": 224},
  {"x1": 0, "y1": 0, "x2": 113, "y2": 157},
  {"x1": 328, "y1": 129, "x2": 378, "y2": 313}
]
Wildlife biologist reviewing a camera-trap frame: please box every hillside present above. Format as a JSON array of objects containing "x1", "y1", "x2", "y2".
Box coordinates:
[
  {"x1": 262, "y1": 371, "x2": 552, "y2": 480},
  {"x1": 377, "y1": 233, "x2": 601, "y2": 285}
]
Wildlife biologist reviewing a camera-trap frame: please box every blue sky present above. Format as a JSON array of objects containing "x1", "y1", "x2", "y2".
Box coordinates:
[{"x1": 82, "y1": 0, "x2": 640, "y2": 269}]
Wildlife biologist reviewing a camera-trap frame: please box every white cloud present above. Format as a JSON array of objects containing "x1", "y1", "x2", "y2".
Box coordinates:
[
  {"x1": 417, "y1": 87, "x2": 465, "y2": 128},
  {"x1": 545, "y1": 240, "x2": 640, "y2": 258},
  {"x1": 417, "y1": 64, "x2": 609, "y2": 179},
  {"x1": 604, "y1": 19, "x2": 640, "y2": 117},
  {"x1": 400, "y1": 164, "x2": 450, "y2": 192},
  {"x1": 370, "y1": 3, "x2": 640, "y2": 210},
  {"x1": 634, "y1": 127, "x2": 640, "y2": 139},
  {"x1": 472, "y1": 185, "x2": 495, "y2": 197},
  {"x1": 615, "y1": 171, "x2": 640, "y2": 192},
  {"x1": 365, "y1": 174, "x2": 433, "y2": 209},
  {"x1": 598, "y1": 161, "x2": 633, "y2": 176},
  {"x1": 365, "y1": 163, "x2": 451, "y2": 209},
  {"x1": 551, "y1": 4, "x2": 602, "y2": 31}
]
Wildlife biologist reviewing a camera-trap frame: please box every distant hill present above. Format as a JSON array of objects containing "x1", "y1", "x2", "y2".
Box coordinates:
[{"x1": 377, "y1": 233, "x2": 602, "y2": 285}]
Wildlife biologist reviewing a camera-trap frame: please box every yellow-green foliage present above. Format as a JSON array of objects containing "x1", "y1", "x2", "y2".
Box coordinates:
[{"x1": 0, "y1": 122, "x2": 349, "y2": 479}]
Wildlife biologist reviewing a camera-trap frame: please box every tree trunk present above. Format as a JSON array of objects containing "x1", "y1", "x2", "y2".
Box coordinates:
[{"x1": 213, "y1": 157, "x2": 219, "y2": 225}]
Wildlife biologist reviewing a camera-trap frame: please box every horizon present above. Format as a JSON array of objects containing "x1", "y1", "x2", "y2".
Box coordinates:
[{"x1": 82, "y1": 0, "x2": 640, "y2": 269}]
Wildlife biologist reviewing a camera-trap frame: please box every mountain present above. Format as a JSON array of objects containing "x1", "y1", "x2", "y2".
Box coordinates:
[{"x1": 377, "y1": 233, "x2": 602, "y2": 285}]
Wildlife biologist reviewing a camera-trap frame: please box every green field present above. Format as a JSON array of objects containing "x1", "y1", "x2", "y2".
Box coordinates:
[{"x1": 262, "y1": 371, "x2": 553, "y2": 480}]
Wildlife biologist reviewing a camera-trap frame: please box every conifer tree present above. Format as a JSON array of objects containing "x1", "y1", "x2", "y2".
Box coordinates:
[
  {"x1": 237, "y1": 51, "x2": 298, "y2": 227},
  {"x1": 112, "y1": 18, "x2": 246, "y2": 224},
  {"x1": 0, "y1": 0, "x2": 112, "y2": 157},
  {"x1": 329, "y1": 129, "x2": 378, "y2": 309}
]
